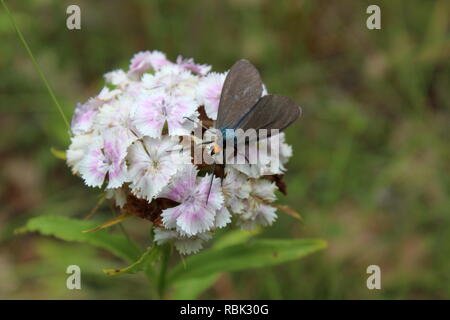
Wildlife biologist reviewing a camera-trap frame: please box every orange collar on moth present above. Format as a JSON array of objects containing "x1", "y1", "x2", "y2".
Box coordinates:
[{"x1": 213, "y1": 142, "x2": 221, "y2": 154}]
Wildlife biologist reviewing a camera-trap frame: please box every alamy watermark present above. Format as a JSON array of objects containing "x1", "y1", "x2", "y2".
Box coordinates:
[
  {"x1": 366, "y1": 5, "x2": 381, "y2": 30},
  {"x1": 66, "y1": 5, "x2": 81, "y2": 30},
  {"x1": 366, "y1": 265, "x2": 381, "y2": 290},
  {"x1": 165, "y1": 123, "x2": 283, "y2": 176},
  {"x1": 66, "y1": 265, "x2": 81, "y2": 290}
]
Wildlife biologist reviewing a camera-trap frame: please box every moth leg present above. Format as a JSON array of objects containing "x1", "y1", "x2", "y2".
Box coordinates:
[{"x1": 206, "y1": 162, "x2": 216, "y2": 205}]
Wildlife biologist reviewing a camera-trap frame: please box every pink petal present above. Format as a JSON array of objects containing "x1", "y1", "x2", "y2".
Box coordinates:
[
  {"x1": 133, "y1": 95, "x2": 166, "y2": 138},
  {"x1": 215, "y1": 206, "x2": 231, "y2": 229},
  {"x1": 175, "y1": 201, "x2": 216, "y2": 235},
  {"x1": 196, "y1": 174, "x2": 224, "y2": 210},
  {"x1": 159, "y1": 164, "x2": 197, "y2": 203},
  {"x1": 80, "y1": 145, "x2": 108, "y2": 187},
  {"x1": 71, "y1": 99, "x2": 102, "y2": 134},
  {"x1": 176, "y1": 56, "x2": 211, "y2": 75}
]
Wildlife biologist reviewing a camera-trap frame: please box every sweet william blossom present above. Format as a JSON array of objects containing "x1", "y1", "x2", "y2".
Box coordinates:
[
  {"x1": 104, "y1": 69, "x2": 130, "y2": 89},
  {"x1": 106, "y1": 186, "x2": 128, "y2": 208},
  {"x1": 176, "y1": 55, "x2": 211, "y2": 76},
  {"x1": 154, "y1": 228, "x2": 213, "y2": 255},
  {"x1": 159, "y1": 164, "x2": 224, "y2": 236},
  {"x1": 128, "y1": 50, "x2": 170, "y2": 76},
  {"x1": 67, "y1": 50, "x2": 297, "y2": 255},
  {"x1": 98, "y1": 86, "x2": 122, "y2": 101},
  {"x1": 94, "y1": 94, "x2": 140, "y2": 146},
  {"x1": 237, "y1": 179, "x2": 278, "y2": 230},
  {"x1": 71, "y1": 99, "x2": 102, "y2": 135},
  {"x1": 132, "y1": 92, "x2": 197, "y2": 138},
  {"x1": 196, "y1": 72, "x2": 227, "y2": 120},
  {"x1": 67, "y1": 133, "x2": 96, "y2": 174},
  {"x1": 71, "y1": 85, "x2": 123, "y2": 136},
  {"x1": 127, "y1": 136, "x2": 190, "y2": 201},
  {"x1": 78, "y1": 128, "x2": 129, "y2": 189},
  {"x1": 221, "y1": 167, "x2": 251, "y2": 214},
  {"x1": 142, "y1": 64, "x2": 199, "y2": 98},
  {"x1": 239, "y1": 204, "x2": 277, "y2": 230}
]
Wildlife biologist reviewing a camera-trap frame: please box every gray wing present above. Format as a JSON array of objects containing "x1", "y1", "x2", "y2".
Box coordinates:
[
  {"x1": 238, "y1": 94, "x2": 301, "y2": 136},
  {"x1": 216, "y1": 59, "x2": 263, "y2": 129}
]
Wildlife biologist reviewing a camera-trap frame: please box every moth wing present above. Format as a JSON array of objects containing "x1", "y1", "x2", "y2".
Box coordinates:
[
  {"x1": 238, "y1": 94, "x2": 301, "y2": 137},
  {"x1": 216, "y1": 59, "x2": 263, "y2": 129}
]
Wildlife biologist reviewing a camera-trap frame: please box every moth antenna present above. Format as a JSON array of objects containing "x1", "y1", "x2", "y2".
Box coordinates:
[
  {"x1": 183, "y1": 116, "x2": 209, "y2": 130},
  {"x1": 165, "y1": 146, "x2": 185, "y2": 153}
]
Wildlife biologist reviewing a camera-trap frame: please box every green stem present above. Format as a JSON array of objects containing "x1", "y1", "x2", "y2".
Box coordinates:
[
  {"x1": 144, "y1": 267, "x2": 159, "y2": 299},
  {"x1": 157, "y1": 245, "x2": 171, "y2": 299},
  {"x1": 1, "y1": 0, "x2": 71, "y2": 132}
]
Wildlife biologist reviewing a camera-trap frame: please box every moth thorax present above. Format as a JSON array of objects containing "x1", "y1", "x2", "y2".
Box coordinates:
[{"x1": 212, "y1": 142, "x2": 221, "y2": 154}]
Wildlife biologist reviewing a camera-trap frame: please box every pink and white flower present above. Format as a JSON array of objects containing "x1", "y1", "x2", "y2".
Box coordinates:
[
  {"x1": 196, "y1": 72, "x2": 227, "y2": 120},
  {"x1": 106, "y1": 186, "x2": 128, "y2": 208},
  {"x1": 221, "y1": 167, "x2": 251, "y2": 214},
  {"x1": 104, "y1": 69, "x2": 130, "y2": 89},
  {"x1": 94, "y1": 94, "x2": 140, "y2": 146},
  {"x1": 154, "y1": 228, "x2": 212, "y2": 255},
  {"x1": 128, "y1": 50, "x2": 170, "y2": 76},
  {"x1": 98, "y1": 87, "x2": 122, "y2": 101},
  {"x1": 67, "y1": 133, "x2": 97, "y2": 174},
  {"x1": 176, "y1": 55, "x2": 211, "y2": 76},
  {"x1": 159, "y1": 164, "x2": 224, "y2": 236},
  {"x1": 132, "y1": 93, "x2": 197, "y2": 138},
  {"x1": 67, "y1": 50, "x2": 296, "y2": 255},
  {"x1": 79, "y1": 128, "x2": 129, "y2": 188},
  {"x1": 127, "y1": 136, "x2": 190, "y2": 201},
  {"x1": 214, "y1": 207, "x2": 232, "y2": 229},
  {"x1": 142, "y1": 64, "x2": 198, "y2": 97},
  {"x1": 236, "y1": 179, "x2": 278, "y2": 230},
  {"x1": 239, "y1": 204, "x2": 277, "y2": 230},
  {"x1": 71, "y1": 98, "x2": 103, "y2": 135}
]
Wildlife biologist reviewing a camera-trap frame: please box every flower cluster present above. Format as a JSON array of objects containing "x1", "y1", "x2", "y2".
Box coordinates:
[{"x1": 67, "y1": 50, "x2": 293, "y2": 254}]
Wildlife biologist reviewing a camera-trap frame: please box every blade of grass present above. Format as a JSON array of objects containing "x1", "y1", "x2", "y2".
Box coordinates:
[
  {"x1": 1, "y1": 0, "x2": 70, "y2": 132},
  {"x1": 82, "y1": 212, "x2": 134, "y2": 233},
  {"x1": 272, "y1": 203, "x2": 303, "y2": 221}
]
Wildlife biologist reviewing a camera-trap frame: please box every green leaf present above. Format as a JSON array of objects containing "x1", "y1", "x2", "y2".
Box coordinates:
[
  {"x1": 171, "y1": 228, "x2": 262, "y2": 299},
  {"x1": 168, "y1": 238, "x2": 327, "y2": 284},
  {"x1": 212, "y1": 228, "x2": 262, "y2": 250},
  {"x1": 103, "y1": 246, "x2": 162, "y2": 276},
  {"x1": 16, "y1": 216, "x2": 142, "y2": 262},
  {"x1": 50, "y1": 147, "x2": 66, "y2": 160},
  {"x1": 172, "y1": 274, "x2": 219, "y2": 299}
]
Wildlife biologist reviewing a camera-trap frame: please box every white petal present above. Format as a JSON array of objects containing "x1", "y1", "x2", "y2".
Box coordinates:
[
  {"x1": 98, "y1": 87, "x2": 121, "y2": 101},
  {"x1": 252, "y1": 180, "x2": 277, "y2": 202},
  {"x1": 158, "y1": 164, "x2": 198, "y2": 203},
  {"x1": 102, "y1": 128, "x2": 129, "y2": 189},
  {"x1": 154, "y1": 228, "x2": 179, "y2": 245},
  {"x1": 161, "y1": 206, "x2": 183, "y2": 230},
  {"x1": 67, "y1": 133, "x2": 95, "y2": 174},
  {"x1": 255, "y1": 204, "x2": 278, "y2": 226},
  {"x1": 79, "y1": 139, "x2": 108, "y2": 188},
  {"x1": 196, "y1": 174, "x2": 224, "y2": 211},
  {"x1": 127, "y1": 137, "x2": 183, "y2": 200},
  {"x1": 196, "y1": 72, "x2": 226, "y2": 120},
  {"x1": 174, "y1": 237, "x2": 206, "y2": 255},
  {"x1": 132, "y1": 94, "x2": 166, "y2": 138},
  {"x1": 175, "y1": 202, "x2": 216, "y2": 236},
  {"x1": 215, "y1": 206, "x2": 231, "y2": 229},
  {"x1": 106, "y1": 187, "x2": 128, "y2": 208},
  {"x1": 104, "y1": 69, "x2": 130, "y2": 88}
]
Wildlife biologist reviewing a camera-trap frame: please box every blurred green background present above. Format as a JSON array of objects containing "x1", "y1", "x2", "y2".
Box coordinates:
[{"x1": 1, "y1": 0, "x2": 449, "y2": 299}]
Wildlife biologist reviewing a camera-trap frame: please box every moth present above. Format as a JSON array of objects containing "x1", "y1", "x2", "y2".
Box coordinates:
[
  {"x1": 212, "y1": 59, "x2": 301, "y2": 153},
  {"x1": 204, "y1": 59, "x2": 302, "y2": 201}
]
